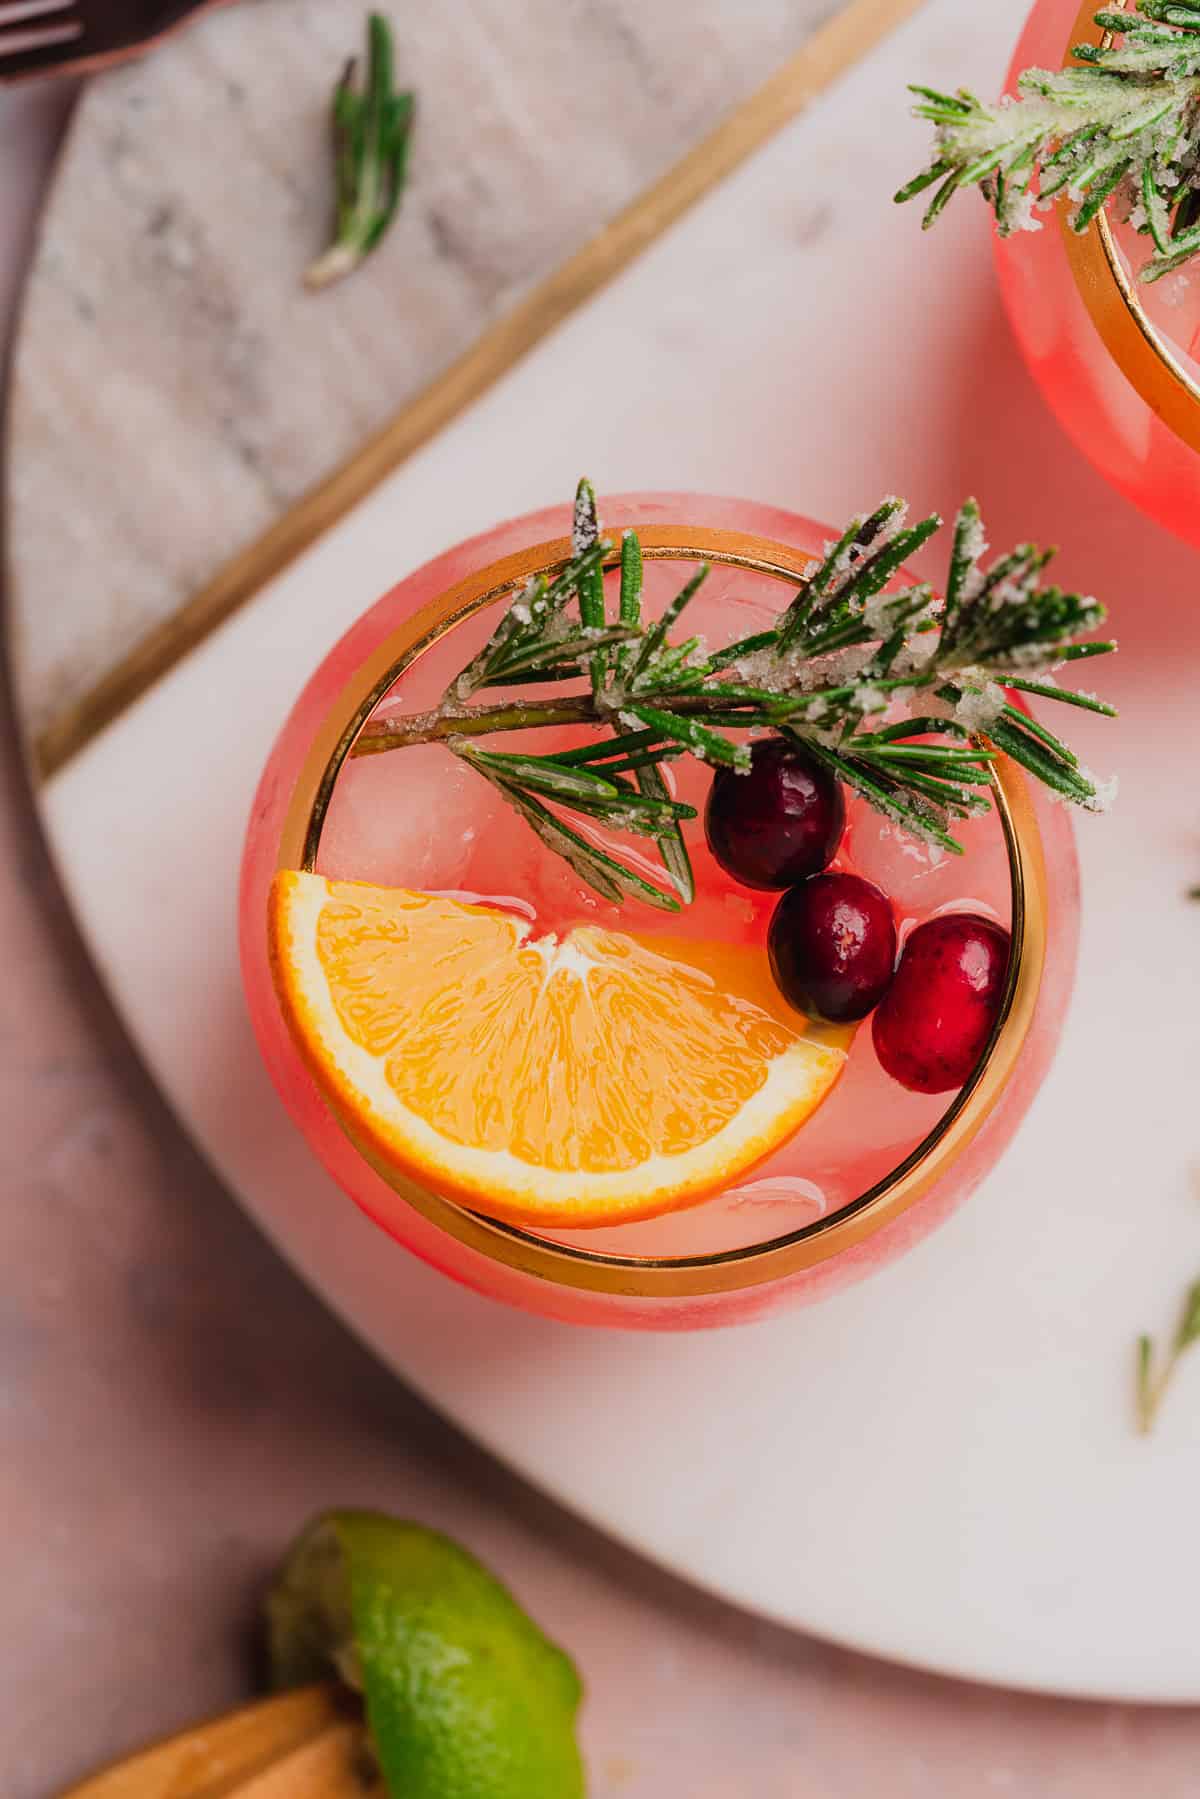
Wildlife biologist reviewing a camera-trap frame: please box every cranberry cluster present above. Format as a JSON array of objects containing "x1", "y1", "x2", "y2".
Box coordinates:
[{"x1": 705, "y1": 742, "x2": 1010, "y2": 1095}]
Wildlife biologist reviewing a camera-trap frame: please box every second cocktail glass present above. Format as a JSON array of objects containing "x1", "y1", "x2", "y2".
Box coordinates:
[{"x1": 995, "y1": 0, "x2": 1200, "y2": 545}]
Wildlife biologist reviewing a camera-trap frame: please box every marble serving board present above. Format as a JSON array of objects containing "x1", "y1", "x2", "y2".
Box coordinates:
[
  {"x1": 10, "y1": 0, "x2": 1200, "y2": 1704},
  {"x1": 7, "y1": 0, "x2": 856, "y2": 770}
]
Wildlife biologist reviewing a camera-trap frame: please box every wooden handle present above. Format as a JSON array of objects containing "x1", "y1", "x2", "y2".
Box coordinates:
[{"x1": 60, "y1": 1684, "x2": 378, "y2": 1798}]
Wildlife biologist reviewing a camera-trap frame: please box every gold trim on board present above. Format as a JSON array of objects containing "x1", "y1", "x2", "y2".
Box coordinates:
[
  {"x1": 31, "y1": 0, "x2": 928, "y2": 784},
  {"x1": 1059, "y1": 0, "x2": 1200, "y2": 452},
  {"x1": 273, "y1": 527, "x2": 1047, "y2": 1301}
]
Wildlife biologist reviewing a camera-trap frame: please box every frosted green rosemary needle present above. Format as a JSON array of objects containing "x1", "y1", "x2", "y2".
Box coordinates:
[
  {"x1": 898, "y1": 4, "x2": 1200, "y2": 281},
  {"x1": 348, "y1": 479, "x2": 1118, "y2": 911}
]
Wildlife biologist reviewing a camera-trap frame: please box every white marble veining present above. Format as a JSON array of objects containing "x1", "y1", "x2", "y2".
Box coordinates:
[{"x1": 7, "y1": 0, "x2": 838, "y2": 744}]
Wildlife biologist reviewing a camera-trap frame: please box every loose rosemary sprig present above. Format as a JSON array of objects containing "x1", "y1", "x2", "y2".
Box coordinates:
[
  {"x1": 1136, "y1": 1276, "x2": 1200, "y2": 1432},
  {"x1": 897, "y1": 3, "x2": 1200, "y2": 280},
  {"x1": 353, "y1": 480, "x2": 1116, "y2": 911},
  {"x1": 306, "y1": 14, "x2": 415, "y2": 292}
]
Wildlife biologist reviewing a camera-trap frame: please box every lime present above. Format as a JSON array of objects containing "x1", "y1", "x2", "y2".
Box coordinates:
[{"x1": 266, "y1": 1511, "x2": 586, "y2": 1798}]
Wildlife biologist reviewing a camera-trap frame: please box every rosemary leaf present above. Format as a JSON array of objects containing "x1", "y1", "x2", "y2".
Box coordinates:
[
  {"x1": 859, "y1": 743, "x2": 996, "y2": 771},
  {"x1": 986, "y1": 716, "x2": 1098, "y2": 803},
  {"x1": 856, "y1": 715, "x2": 970, "y2": 743},
  {"x1": 613, "y1": 529, "x2": 645, "y2": 684},
  {"x1": 1059, "y1": 639, "x2": 1119, "y2": 663},
  {"x1": 797, "y1": 735, "x2": 968, "y2": 854},
  {"x1": 496, "y1": 783, "x2": 680, "y2": 910},
  {"x1": 456, "y1": 743, "x2": 694, "y2": 825},
  {"x1": 1001, "y1": 676, "x2": 1119, "y2": 717},
  {"x1": 871, "y1": 770, "x2": 991, "y2": 816},
  {"x1": 899, "y1": 6, "x2": 1200, "y2": 278},
  {"x1": 628, "y1": 565, "x2": 710, "y2": 684},
  {"x1": 894, "y1": 160, "x2": 953, "y2": 203},
  {"x1": 942, "y1": 499, "x2": 982, "y2": 645},
  {"x1": 595, "y1": 745, "x2": 688, "y2": 777},
  {"x1": 1177, "y1": 1282, "x2": 1200, "y2": 1350},
  {"x1": 841, "y1": 517, "x2": 943, "y2": 613},
  {"x1": 359, "y1": 480, "x2": 1116, "y2": 909},
  {"x1": 636, "y1": 760, "x2": 696, "y2": 904},
  {"x1": 456, "y1": 546, "x2": 608, "y2": 696},
  {"x1": 626, "y1": 704, "x2": 751, "y2": 770},
  {"x1": 573, "y1": 477, "x2": 608, "y2": 694},
  {"x1": 546, "y1": 729, "x2": 669, "y2": 767},
  {"x1": 993, "y1": 699, "x2": 1081, "y2": 765},
  {"x1": 1136, "y1": 1277, "x2": 1200, "y2": 1433},
  {"x1": 306, "y1": 15, "x2": 415, "y2": 291},
  {"x1": 703, "y1": 628, "x2": 778, "y2": 674},
  {"x1": 618, "y1": 530, "x2": 644, "y2": 628},
  {"x1": 484, "y1": 626, "x2": 639, "y2": 685}
]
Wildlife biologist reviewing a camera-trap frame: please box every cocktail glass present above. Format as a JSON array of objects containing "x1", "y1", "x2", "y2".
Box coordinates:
[
  {"x1": 996, "y1": 0, "x2": 1200, "y2": 547},
  {"x1": 240, "y1": 494, "x2": 1079, "y2": 1330}
]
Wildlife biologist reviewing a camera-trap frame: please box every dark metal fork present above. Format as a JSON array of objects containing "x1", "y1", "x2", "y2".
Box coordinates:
[{"x1": 0, "y1": 0, "x2": 228, "y2": 82}]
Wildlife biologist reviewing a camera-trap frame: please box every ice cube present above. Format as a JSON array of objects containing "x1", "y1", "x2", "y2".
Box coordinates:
[{"x1": 317, "y1": 745, "x2": 503, "y2": 891}]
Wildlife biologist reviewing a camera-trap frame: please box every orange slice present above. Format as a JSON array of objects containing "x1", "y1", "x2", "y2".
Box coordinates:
[{"x1": 269, "y1": 873, "x2": 850, "y2": 1228}]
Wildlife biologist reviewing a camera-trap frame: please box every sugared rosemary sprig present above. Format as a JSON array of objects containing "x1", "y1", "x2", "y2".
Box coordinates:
[
  {"x1": 353, "y1": 480, "x2": 1116, "y2": 911},
  {"x1": 1136, "y1": 1276, "x2": 1200, "y2": 1432},
  {"x1": 306, "y1": 14, "x2": 415, "y2": 291},
  {"x1": 898, "y1": 3, "x2": 1200, "y2": 280}
]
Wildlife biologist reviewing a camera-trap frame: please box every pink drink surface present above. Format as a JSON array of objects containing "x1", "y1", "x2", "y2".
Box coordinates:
[
  {"x1": 996, "y1": 0, "x2": 1200, "y2": 546},
  {"x1": 316, "y1": 554, "x2": 1013, "y2": 1256}
]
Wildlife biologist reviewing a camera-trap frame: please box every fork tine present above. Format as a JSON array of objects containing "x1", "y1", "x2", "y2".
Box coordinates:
[
  {"x1": 0, "y1": 0, "x2": 76, "y2": 22},
  {"x1": 0, "y1": 0, "x2": 79, "y2": 62},
  {"x1": 0, "y1": 21, "x2": 81, "y2": 57}
]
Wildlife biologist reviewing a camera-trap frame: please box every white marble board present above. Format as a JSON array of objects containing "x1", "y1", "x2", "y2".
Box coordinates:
[{"x1": 16, "y1": 0, "x2": 1200, "y2": 1702}]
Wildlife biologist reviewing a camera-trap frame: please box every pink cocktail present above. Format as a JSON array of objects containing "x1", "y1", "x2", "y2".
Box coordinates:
[
  {"x1": 240, "y1": 494, "x2": 1081, "y2": 1330},
  {"x1": 996, "y1": 0, "x2": 1200, "y2": 546}
]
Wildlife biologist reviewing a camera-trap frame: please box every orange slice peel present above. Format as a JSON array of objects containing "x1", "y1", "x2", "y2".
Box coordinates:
[{"x1": 269, "y1": 873, "x2": 850, "y2": 1229}]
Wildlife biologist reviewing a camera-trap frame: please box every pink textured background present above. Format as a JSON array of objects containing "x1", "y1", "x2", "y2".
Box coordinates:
[{"x1": 5, "y1": 87, "x2": 1200, "y2": 1799}]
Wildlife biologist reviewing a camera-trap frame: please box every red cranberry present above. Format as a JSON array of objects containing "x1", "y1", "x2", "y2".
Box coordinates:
[
  {"x1": 706, "y1": 740, "x2": 845, "y2": 890},
  {"x1": 872, "y1": 913, "x2": 1011, "y2": 1094},
  {"x1": 769, "y1": 874, "x2": 897, "y2": 1023}
]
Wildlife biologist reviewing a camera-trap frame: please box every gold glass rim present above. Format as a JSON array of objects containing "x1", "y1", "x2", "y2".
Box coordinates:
[
  {"x1": 274, "y1": 522, "x2": 1048, "y2": 1300},
  {"x1": 1060, "y1": 0, "x2": 1200, "y2": 453}
]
